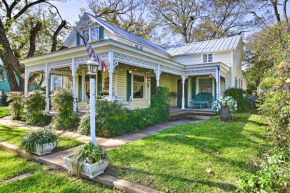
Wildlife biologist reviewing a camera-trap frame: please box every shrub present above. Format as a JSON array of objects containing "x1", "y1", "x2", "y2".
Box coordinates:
[
  {"x1": 78, "y1": 86, "x2": 170, "y2": 137},
  {"x1": 6, "y1": 91, "x2": 24, "y2": 120},
  {"x1": 21, "y1": 128, "x2": 58, "y2": 152},
  {"x1": 239, "y1": 148, "x2": 290, "y2": 192},
  {"x1": 70, "y1": 142, "x2": 108, "y2": 177},
  {"x1": 24, "y1": 90, "x2": 50, "y2": 125},
  {"x1": 51, "y1": 89, "x2": 79, "y2": 130},
  {"x1": 224, "y1": 88, "x2": 249, "y2": 112}
]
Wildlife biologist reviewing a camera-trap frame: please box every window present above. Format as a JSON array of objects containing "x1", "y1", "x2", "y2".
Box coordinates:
[
  {"x1": 91, "y1": 27, "x2": 99, "y2": 42},
  {"x1": 0, "y1": 70, "x2": 3, "y2": 81},
  {"x1": 81, "y1": 30, "x2": 89, "y2": 44},
  {"x1": 202, "y1": 54, "x2": 213, "y2": 63},
  {"x1": 133, "y1": 74, "x2": 145, "y2": 99},
  {"x1": 51, "y1": 76, "x2": 62, "y2": 91},
  {"x1": 199, "y1": 79, "x2": 212, "y2": 93}
]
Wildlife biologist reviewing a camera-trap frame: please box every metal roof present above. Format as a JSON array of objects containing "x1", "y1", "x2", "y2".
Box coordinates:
[
  {"x1": 87, "y1": 13, "x2": 169, "y2": 55},
  {"x1": 163, "y1": 36, "x2": 242, "y2": 56}
]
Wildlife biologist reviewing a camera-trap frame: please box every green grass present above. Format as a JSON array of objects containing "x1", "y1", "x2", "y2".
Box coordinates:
[
  {"x1": 107, "y1": 113, "x2": 270, "y2": 193},
  {"x1": 0, "y1": 106, "x2": 9, "y2": 118},
  {"x1": 0, "y1": 125, "x2": 84, "y2": 152},
  {"x1": 0, "y1": 151, "x2": 42, "y2": 181},
  {"x1": 0, "y1": 150, "x2": 115, "y2": 192}
]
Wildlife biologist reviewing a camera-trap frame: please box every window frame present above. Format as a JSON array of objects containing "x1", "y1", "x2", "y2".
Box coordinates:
[
  {"x1": 198, "y1": 78, "x2": 213, "y2": 94},
  {"x1": 131, "y1": 72, "x2": 146, "y2": 100},
  {"x1": 50, "y1": 75, "x2": 63, "y2": 91},
  {"x1": 91, "y1": 26, "x2": 100, "y2": 42},
  {"x1": 201, "y1": 53, "x2": 214, "y2": 63}
]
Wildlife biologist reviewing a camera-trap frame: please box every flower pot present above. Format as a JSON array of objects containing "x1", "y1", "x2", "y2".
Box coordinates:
[
  {"x1": 64, "y1": 155, "x2": 109, "y2": 178},
  {"x1": 34, "y1": 142, "x2": 57, "y2": 155},
  {"x1": 220, "y1": 107, "x2": 233, "y2": 121}
]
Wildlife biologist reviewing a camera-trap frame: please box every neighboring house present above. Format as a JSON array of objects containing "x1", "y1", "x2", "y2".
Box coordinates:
[
  {"x1": 0, "y1": 62, "x2": 41, "y2": 106},
  {"x1": 21, "y1": 13, "x2": 248, "y2": 112}
]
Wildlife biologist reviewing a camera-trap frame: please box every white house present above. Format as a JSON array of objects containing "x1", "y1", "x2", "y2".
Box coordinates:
[{"x1": 21, "y1": 13, "x2": 248, "y2": 112}]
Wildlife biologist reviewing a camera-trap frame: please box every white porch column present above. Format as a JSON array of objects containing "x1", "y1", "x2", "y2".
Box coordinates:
[
  {"x1": 24, "y1": 67, "x2": 30, "y2": 95},
  {"x1": 82, "y1": 72, "x2": 86, "y2": 101},
  {"x1": 215, "y1": 66, "x2": 221, "y2": 100},
  {"x1": 44, "y1": 63, "x2": 50, "y2": 113},
  {"x1": 71, "y1": 58, "x2": 78, "y2": 112},
  {"x1": 155, "y1": 64, "x2": 161, "y2": 86},
  {"x1": 108, "y1": 50, "x2": 114, "y2": 101},
  {"x1": 181, "y1": 74, "x2": 187, "y2": 110}
]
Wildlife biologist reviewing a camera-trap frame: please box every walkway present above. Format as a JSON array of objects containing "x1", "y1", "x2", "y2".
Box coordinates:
[{"x1": 0, "y1": 115, "x2": 210, "y2": 151}]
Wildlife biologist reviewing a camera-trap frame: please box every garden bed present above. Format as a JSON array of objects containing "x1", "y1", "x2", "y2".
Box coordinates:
[
  {"x1": 107, "y1": 113, "x2": 270, "y2": 192},
  {"x1": 0, "y1": 125, "x2": 84, "y2": 153}
]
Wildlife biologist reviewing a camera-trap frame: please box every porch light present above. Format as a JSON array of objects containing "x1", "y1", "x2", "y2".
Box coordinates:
[
  {"x1": 147, "y1": 77, "x2": 151, "y2": 82},
  {"x1": 86, "y1": 58, "x2": 100, "y2": 75},
  {"x1": 129, "y1": 66, "x2": 133, "y2": 74}
]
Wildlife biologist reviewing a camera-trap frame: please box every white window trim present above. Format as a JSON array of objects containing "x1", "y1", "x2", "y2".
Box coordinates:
[
  {"x1": 79, "y1": 26, "x2": 101, "y2": 45},
  {"x1": 201, "y1": 53, "x2": 214, "y2": 63},
  {"x1": 131, "y1": 72, "x2": 147, "y2": 101}
]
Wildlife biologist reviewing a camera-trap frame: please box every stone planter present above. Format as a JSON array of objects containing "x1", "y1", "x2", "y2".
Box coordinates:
[
  {"x1": 64, "y1": 155, "x2": 109, "y2": 178},
  {"x1": 34, "y1": 142, "x2": 57, "y2": 155},
  {"x1": 220, "y1": 107, "x2": 233, "y2": 121}
]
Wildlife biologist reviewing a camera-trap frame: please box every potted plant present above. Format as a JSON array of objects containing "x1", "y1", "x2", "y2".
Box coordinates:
[
  {"x1": 100, "y1": 91, "x2": 109, "y2": 100},
  {"x1": 64, "y1": 142, "x2": 109, "y2": 178},
  {"x1": 21, "y1": 128, "x2": 58, "y2": 155},
  {"x1": 212, "y1": 96, "x2": 237, "y2": 121}
]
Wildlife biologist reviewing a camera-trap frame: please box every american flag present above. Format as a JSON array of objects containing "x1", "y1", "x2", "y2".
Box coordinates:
[{"x1": 77, "y1": 30, "x2": 108, "y2": 73}]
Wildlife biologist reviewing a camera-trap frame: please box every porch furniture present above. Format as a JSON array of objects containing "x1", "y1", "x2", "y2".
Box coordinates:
[
  {"x1": 190, "y1": 93, "x2": 213, "y2": 108},
  {"x1": 112, "y1": 96, "x2": 125, "y2": 103},
  {"x1": 123, "y1": 96, "x2": 132, "y2": 109}
]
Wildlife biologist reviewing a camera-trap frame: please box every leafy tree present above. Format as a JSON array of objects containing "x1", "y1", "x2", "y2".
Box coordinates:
[
  {"x1": 0, "y1": 1, "x2": 68, "y2": 92},
  {"x1": 82, "y1": 0, "x2": 154, "y2": 40}
]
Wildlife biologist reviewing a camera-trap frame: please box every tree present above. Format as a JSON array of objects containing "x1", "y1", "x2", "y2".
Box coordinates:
[
  {"x1": 82, "y1": 0, "x2": 154, "y2": 40},
  {"x1": 0, "y1": 1, "x2": 68, "y2": 92}
]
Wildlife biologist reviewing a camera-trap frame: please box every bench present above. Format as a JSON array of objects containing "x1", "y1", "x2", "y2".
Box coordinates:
[{"x1": 190, "y1": 93, "x2": 213, "y2": 108}]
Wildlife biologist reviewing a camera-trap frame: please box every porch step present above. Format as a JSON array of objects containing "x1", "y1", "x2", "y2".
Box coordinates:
[{"x1": 169, "y1": 110, "x2": 216, "y2": 121}]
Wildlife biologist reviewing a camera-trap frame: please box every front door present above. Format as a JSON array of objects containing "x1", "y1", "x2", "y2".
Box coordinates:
[{"x1": 177, "y1": 79, "x2": 188, "y2": 107}]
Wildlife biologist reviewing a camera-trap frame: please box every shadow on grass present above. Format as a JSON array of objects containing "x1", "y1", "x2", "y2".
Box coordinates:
[{"x1": 0, "y1": 125, "x2": 27, "y2": 145}]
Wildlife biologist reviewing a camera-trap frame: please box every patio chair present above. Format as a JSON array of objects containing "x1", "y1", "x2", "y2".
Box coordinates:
[{"x1": 123, "y1": 96, "x2": 132, "y2": 109}]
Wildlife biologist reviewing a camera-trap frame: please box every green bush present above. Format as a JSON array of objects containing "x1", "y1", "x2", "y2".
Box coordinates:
[
  {"x1": 51, "y1": 89, "x2": 79, "y2": 130},
  {"x1": 239, "y1": 148, "x2": 290, "y2": 192},
  {"x1": 224, "y1": 88, "x2": 249, "y2": 112},
  {"x1": 78, "y1": 86, "x2": 170, "y2": 137},
  {"x1": 6, "y1": 92, "x2": 24, "y2": 120},
  {"x1": 24, "y1": 90, "x2": 50, "y2": 125}
]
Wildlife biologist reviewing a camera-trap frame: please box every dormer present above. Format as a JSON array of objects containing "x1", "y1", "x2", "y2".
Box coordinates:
[{"x1": 76, "y1": 26, "x2": 104, "y2": 46}]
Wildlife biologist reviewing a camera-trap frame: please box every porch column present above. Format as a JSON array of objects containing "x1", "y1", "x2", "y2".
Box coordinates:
[
  {"x1": 44, "y1": 63, "x2": 50, "y2": 113},
  {"x1": 215, "y1": 66, "x2": 221, "y2": 100},
  {"x1": 181, "y1": 74, "x2": 187, "y2": 110},
  {"x1": 108, "y1": 50, "x2": 114, "y2": 101},
  {"x1": 155, "y1": 64, "x2": 161, "y2": 86},
  {"x1": 24, "y1": 67, "x2": 30, "y2": 95},
  {"x1": 82, "y1": 72, "x2": 86, "y2": 101},
  {"x1": 71, "y1": 58, "x2": 78, "y2": 112}
]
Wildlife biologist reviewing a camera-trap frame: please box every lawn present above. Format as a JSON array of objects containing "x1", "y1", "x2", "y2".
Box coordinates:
[
  {"x1": 0, "y1": 150, "x2": 115, "y2": 192},
  {"x1": 107, "y1": 113, "x2": 270, "y2": 192},
  {"x1": 0, "y1": 125, "x2": 84, "y2": 152},
  {"x1": 0, "y1": 106, "x2": 9, "y2": 118}
]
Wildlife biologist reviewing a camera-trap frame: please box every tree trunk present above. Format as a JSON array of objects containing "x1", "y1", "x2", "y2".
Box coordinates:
[{"x1": 220, "y1": 107, "x2": 233, "y2": 121}]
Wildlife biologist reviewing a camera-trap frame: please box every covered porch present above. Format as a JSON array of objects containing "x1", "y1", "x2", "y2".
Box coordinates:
[{"x1": 22, "y1": 41, "x2": 230, "y2": 113}]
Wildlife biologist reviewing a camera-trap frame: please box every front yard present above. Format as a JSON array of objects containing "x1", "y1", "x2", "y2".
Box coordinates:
[
  {"x1": 107, "y1": 113, "x2": 270, "y2": 192},
  {"x1": 0, "y1": 150, "x2": 115, "y2": 192},
  {"x1": 0, "y1": 125, "x2": 84, "y2": 152},
  {"x1": 0, "y1": 106, "x2": 9, "y2": 118}
]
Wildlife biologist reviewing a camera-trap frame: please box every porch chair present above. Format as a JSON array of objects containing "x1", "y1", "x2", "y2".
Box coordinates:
[
  {"x1": 190, "y1": 93, "x2": 213, "y2": 108},
  {"x1": 122, "y1": 96, "x2": 132, "y2": 109}
]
